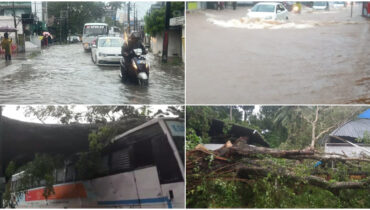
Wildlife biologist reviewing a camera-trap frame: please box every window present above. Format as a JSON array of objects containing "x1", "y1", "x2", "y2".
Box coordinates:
[
  {"x1": 133, "y1": 139, "x2": 155, "y2": 169},
  {"x1": 151, "y1": 135, "x2": 183, "y2": 184},
  {"x1": 111, "y1": 147, "x2": 132, "y2": 173}
]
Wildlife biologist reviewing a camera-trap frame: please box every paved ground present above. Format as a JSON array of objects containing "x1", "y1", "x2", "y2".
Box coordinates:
[
  {"x1": 186, "y1": 4, "x2": 370, "y2": 104},
  {"x1": 0, "y1": 43, "x2": 184, "y2": 104}
]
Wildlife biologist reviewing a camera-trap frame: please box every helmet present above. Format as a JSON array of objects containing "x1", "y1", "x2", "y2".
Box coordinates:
[
  {"x1": 129, "y1": 31, "x2": 141, "y2": 41},
  {"x1": 4, "y1": 32, "x2": 8, "y2": 38}
]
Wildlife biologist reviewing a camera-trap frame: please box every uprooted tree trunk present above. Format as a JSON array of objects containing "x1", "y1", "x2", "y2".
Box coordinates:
[{"x1": 187, "y1": 137, "x2": 370, "y2": 193}]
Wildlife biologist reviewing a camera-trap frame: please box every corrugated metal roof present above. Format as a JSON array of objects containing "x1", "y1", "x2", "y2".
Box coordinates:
[
  {"x1": 330, "y1": 119, "x2": 370, "y2": 139},
  {"x1": 359, "y1": 109, "x2": 370, "y2": 119}
]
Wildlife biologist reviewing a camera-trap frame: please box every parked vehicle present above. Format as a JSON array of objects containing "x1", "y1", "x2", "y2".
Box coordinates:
[
  {"x1": 91, "y1": 36, "x2": 124, "y2": 66},
  {"x1": 247, "y1": 2, "x2": 289, "y2": 21},
  {"x1": 67, "y1": 35, "x2": 80, "y2": 43},
  {"x1": 313, "y1": 2, "x2": 330, "y2": 10},
  {"x1": 120, "y1": 48, "x2": 150, "y2": 86},
  {"x1": 362, "y1": 2, "x2": 370, "y2": 17},
  {"x1": 108, "y1": 26, "x2": 122, "y2": 37},
  {"x1": 7, "y1": 118, "x2": 185, "y2": 208},
  {"x1": 333, "y1": 1, "x2": 346, "y2": 8},
  {"x1": 82, "y1": 23, "x2": 108, "y2": 51}
]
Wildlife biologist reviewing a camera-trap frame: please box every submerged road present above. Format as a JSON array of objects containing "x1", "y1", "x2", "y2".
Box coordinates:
[
  {"x1": 0, "y1": 44, "x2": 184, "y2": 104},
  {"x1": 186, "y1": 4, "x2": 370, "y2": 104}
]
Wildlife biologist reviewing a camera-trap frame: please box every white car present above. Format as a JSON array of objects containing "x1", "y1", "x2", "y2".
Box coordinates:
[
  {"x1": 333, "y1": 1, "x2": 346, "y2": 8},
  {"x1": 313, "y1": 1, "x2": 330, "y2": 10},
  {"x1": 91, "y1": 36, "x2": 124, "y2": 66},
  {"x1": 247, "y1": 2, "x2": 288, "y2": 21}
]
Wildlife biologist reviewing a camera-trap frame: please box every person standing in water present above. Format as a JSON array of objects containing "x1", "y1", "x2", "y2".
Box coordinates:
[{"x1": 1, "y1": 32, "x2": 12, "y2": 61}]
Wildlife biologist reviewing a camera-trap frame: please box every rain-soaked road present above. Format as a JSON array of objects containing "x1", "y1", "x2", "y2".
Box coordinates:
[
  {"x1": 0, "y1": 43, "x2": 184, "y2": 104},
  {"x1": 186, "y1": 4, "x2": 370, "y2": 104}
]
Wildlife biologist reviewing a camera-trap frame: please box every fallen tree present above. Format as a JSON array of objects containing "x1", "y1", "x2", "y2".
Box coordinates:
[{"x1": 187, "y1": 137, "x2": 370, "y2": 195}]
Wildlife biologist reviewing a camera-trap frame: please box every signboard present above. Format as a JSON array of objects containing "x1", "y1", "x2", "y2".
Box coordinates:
[{"x1": 169, "y1": 16, "x2": 185, "y2": 26}]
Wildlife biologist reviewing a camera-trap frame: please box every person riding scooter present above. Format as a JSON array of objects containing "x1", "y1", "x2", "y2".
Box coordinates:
[{"x1": 121, "y1": 31, "x2": 146, "y2": 70}]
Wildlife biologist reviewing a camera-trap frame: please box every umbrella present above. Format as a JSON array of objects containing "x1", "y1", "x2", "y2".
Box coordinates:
[
  {"x1": 43, "y1": 31, "x2": 51, "y2": 36},
  {"x1": 0, "y1": 26, "x2": 17, "y2": 32}
]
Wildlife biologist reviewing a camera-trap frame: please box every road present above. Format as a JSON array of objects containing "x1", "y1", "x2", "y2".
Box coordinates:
[
  {"x1": 186, "y1": 4, "x2": 370, "y2": 104},
  {"x1": 0, "y1": 43, "x2": 184, "y2": 104}
]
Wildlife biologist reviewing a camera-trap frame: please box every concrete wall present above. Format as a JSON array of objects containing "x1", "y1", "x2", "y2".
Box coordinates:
[{"x1": 150, "y1": 29, "x2": 183, "y2": 60}]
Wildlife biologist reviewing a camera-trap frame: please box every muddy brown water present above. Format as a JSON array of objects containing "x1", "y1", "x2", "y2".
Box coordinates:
[
  {"x1": 0, "y1": 43, "x2": 184, "y2": 104},
  {"x1": 186, "y1": 5, "x2": 369, "y2": 104}
]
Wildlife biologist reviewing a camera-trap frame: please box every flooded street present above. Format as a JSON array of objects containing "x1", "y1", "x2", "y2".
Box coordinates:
[
  {"x1": 0, "y1": 43, "x2": 184, "y2": 104},
  {"x1": 186, "y1": 4, "x2": 370, "y2": 104}
]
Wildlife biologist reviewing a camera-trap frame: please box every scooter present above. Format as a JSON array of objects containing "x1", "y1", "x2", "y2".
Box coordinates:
[{"x1": 120, "y1": 48, "x2": 150, "y2": 86}]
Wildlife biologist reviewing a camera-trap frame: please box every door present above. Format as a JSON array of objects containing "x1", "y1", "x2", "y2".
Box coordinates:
[{"x1": 133, "y1": 167, "x2": 168, "y2": 208}]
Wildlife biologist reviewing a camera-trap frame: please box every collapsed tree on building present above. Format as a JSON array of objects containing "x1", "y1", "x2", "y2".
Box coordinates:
[{"x1": 187, "y1": 137, "x2": 370, "y2": 207}]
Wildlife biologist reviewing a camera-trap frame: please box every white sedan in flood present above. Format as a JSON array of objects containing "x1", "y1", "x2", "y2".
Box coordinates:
[
  {"x1": 91, "y1": 36, "x2": 124, "y2": 66},
  {"x1": 247, "y1": 2, "x2": 289, "y2": 21}
]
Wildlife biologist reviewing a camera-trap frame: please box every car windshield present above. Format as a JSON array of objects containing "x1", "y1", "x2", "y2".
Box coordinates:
[
  {"x1": 334, "y1": 1, "x2": 344, "y2": 4},
  {"x1": 84, "y1": 25, "x2": 107, "y2": 36},
  {"x1": 251, "y1": 4, "x2": 275, "y2": 12},
  {"x1": 314, "y1": 2, "x2": 327, "y2": 6},
  {"x1": 98, "y1": 38, "x2": 123, "y2": 48}
]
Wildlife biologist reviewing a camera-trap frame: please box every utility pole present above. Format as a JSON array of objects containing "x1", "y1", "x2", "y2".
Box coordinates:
[
  {"x1": 133, "y1": 2, "x2": 136, "y2": 31},
  {"x1": 162, "y1": 2, "x2": 171, "y2": 63},
  {"x1": 0, "y1": 107, "x2": 4, "y2": 208},
  {"x1": 12, "y1": 2, "x2": 19, "y2": 53},
  {"x1": 127, "y1": 2, "x2": 131, "y2": 33}
]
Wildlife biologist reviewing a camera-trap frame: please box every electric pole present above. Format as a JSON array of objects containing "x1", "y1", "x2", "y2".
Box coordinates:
[
  {"x1": 0, "y1": 106, "x2": 3, "y2": 208},
  {"x1": 127, "y1": 2, "x2": 131, "y2": 33},
  {"x1": 12, "y1": 2, "x2": 19, "y2": 53},
  {"x1": 162, "y1": 2, "x2": 171, "y2": 63}
]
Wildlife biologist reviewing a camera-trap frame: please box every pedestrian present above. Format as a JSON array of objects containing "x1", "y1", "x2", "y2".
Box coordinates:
[
  {"x1": 1, "y1": 32, "x2": 12, "y2": 61},
  {"x1": 48, "y1": 35, "x2": 52, "y2": 46},
  {"x1": 42, "y1": 34, "x2": 48, "y2": 48}
]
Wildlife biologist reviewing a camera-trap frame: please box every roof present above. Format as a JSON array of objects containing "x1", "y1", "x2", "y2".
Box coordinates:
[
  {"x1": 330, "y1": 119, "x2": 370, "y2": 139},
  {"x1": 255, "y1": 2, "x2": 280, "y2": 6},
  {"x1": 358, "y1": 109, "x2": 370, "y2": 119},
  {"x1": 110, "y1": 117, "x2": 183, "y2": 144},
  {"x1": 84, "y1": 23, "x2": 108, "y2": 26}
]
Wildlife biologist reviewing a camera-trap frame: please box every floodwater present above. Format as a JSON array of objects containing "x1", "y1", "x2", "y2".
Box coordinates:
[
  {"x1": 0, "y1": 43, "x2": 184, "y2": 104},
  {"x1": 186, "y1": 4, "x2": 370, "y2": 104}
]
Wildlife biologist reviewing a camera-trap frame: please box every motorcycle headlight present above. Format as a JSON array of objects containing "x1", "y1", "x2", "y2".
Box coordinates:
[
  {"x1": 132, "y1": 60, "x2": 138, "y2": 70},
  {"x1": 146, "y1": 63, "x2": 149, "y2": 69}
]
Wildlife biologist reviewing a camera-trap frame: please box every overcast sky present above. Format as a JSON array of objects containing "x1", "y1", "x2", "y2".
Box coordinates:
[{"x1": 2, "y1": 105, "x2": 177, "y2": 124}]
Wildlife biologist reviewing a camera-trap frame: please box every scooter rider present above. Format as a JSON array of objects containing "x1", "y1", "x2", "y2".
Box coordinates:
[{"x1": 121, "y1": 31, "x2": 146, "y2": 69}]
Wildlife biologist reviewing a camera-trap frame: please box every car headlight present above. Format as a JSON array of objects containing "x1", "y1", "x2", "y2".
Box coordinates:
[
  {"x1": 99, "y1": 52, "x2": 106, "y2": 57},
  {"x1": 132, "y1": 60, "x2": 138, "y2": 70}
]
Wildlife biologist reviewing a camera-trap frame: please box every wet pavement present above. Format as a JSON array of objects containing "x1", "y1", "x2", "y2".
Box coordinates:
[
  {"x1": 0, "y1": 43, "x2": 184, "y2": 104},
  {"x1": 186, "y1": 4, "x2": 370, "y2": 104}
]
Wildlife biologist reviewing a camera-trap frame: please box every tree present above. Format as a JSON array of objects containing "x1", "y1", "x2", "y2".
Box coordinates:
[
  {"x1": 144, "y1": 2, "x2": 184, "y2": 36},
  {"x1": 48, "y1": 2, "x2": 105, "y2": 36}
]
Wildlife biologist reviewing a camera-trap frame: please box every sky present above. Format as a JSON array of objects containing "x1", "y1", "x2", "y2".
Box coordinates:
[{"x1": 2, "y1": 105, "x2": 177, "y2": 124}]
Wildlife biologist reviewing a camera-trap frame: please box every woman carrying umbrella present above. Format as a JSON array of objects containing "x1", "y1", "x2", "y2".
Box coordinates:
[{"x1": 1, "y1": 32, "x2": 12, "y2": 61}]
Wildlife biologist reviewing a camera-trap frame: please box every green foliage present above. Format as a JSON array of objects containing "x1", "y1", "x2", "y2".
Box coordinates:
[
  {"x1": 48, "y1": 2, "x2": 105, "y2": 35},
  {"x1": 76, "y1": 126, "x2": 117, "y2": 179},
  {"x1": 356, "y1": 131, "x2": 370, "y2": 144},
  {"x1": 186, "y1": 128, "x2": 207, "y2": 150},
  {"x1": 5, "y1": 161, "x2": 16, "y2": 180},
  {"x1": 144, "y1": 2, "x2": 184, "y2": 36}
]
